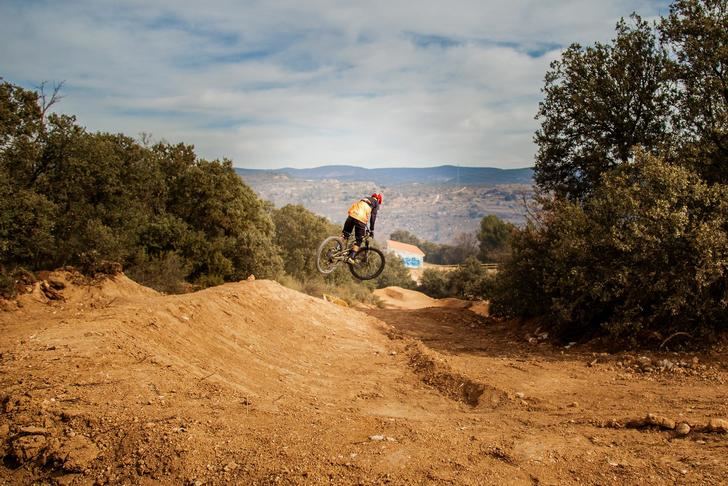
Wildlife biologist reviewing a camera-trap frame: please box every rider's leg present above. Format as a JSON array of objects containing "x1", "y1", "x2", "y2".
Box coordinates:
[
  {"x1": 342, "y1": 216, "x2": 355, "y2": 240},
  {"x1": 350, "y1": 221, "x2": 366, "y2": 258}
]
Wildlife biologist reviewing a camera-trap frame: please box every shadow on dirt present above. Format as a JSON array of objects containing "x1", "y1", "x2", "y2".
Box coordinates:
[{"x1": 369, "y1": 307, "x2": 586, "y2": 361}]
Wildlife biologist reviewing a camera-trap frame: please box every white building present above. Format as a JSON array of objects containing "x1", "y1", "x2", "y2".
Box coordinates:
[{"x1": 386, "y1": 240, "x2": 425, "y2": 268}]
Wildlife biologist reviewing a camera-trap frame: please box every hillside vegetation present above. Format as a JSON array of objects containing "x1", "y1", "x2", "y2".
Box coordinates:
[
  {"x1": 0, "y1": 81, "x2": 414, "y2": 301},
  {"x1": 490, "y1": 0, "x2": 728, "y2": 345},
  {"x1": 237, "y1": 171, "x2": 530, "y2": 245}
]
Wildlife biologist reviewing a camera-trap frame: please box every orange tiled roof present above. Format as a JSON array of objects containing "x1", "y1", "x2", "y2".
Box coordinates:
[{"x1": 386, "y1": 239, "x2": 425, "y2": 257}]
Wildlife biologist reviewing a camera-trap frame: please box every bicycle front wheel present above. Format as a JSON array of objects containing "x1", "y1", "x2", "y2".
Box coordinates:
[
  {"x1": 349, "y1": 247, "x2": 386, "y2": 280},
  {"x1": 316, "y1": 236, "x2": 346, "y2": 274}
]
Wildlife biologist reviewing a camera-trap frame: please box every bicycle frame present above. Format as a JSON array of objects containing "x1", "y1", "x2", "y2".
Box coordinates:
[{"x1": 341, "y1": 231, "x2": 373, "y2": 261}]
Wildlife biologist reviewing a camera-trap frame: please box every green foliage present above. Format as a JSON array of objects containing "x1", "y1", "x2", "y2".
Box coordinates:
[
  {"x1": 477, "y1": 215, "x2": 513, "y2": 262},
  {"x1": 447, "y1": 257, "x2": 494, "y2": 300},
  {"x1": 446, "y1": 233, "x2": 480, "y2": 264},
  {"x1": 277, "y1": 273, "x2": 379, "y2": 307},
  {"x1": 125, "y1": 251, "x2": 191, "y2": 294},
  {"x1": 273, "y1": 204, "x2": 336, "y2": 281},
  {"x1": 503, "y1": 1, "x2": 728, "y2": 347},
  {"x1": 376, "y1": 253, "x2": 415, "y2": 289},
  {"x1": 389, "y1": 229, "x2": 477, "y2": 264},
  {"x1": 492, "y1": 153, "x2": 728, "y2": 342},
  {"x1": 534, "y1": 15, "x2": 672, "y2": 201},
  {"x1": 417, "y1": 269, "x2": 451, "y2": 299},
  {"x1": 535, "y1": 2, "x2": 727, "y2": 198},
  {"x1": 389, "y1": 230, "x2": 420, "y2": 246},
  {"x1": 660, "y1": 0, "x2": 728, "y2": 184},
  {"x1": 0, "y1": 80, "x2": 43, "y2": 187},
  {"x1": 0, "y1": 80, "x2": 282, "y2": 289},
  {"x1": 165, "y1": 158, "x2": 283, "y2": 282},
  {"x1": 418, "y1": 258, "x2": 493, "y2": 300},
  {"x1": 0, "y1": 174, "x2": 56, "y2": 268}
]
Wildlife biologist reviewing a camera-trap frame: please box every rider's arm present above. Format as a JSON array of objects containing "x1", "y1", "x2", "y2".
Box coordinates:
[{"x1": 369, "y1": 204, "x2": 378, "y2": 231}]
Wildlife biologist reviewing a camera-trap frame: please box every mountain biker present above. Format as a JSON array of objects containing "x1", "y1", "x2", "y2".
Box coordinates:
[{"x1": 342, "y1": 193, "x2": 382, "y2": 264}]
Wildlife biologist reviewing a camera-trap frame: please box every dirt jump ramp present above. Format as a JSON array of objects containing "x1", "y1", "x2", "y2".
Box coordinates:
[{"x1": 0, "y1": 272, "x2": 507, "y2": 484}]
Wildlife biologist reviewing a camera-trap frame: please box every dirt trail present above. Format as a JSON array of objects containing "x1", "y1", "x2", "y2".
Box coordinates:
[{"x1": 1, "y1": 273, "x2": 726, "y2": 485}]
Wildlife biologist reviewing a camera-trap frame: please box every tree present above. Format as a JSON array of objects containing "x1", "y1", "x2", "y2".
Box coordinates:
[
  {"x1": 448, "y1": 256, "x2": 493, "y2": 299},
  {"x1": 273, "y1": 204, "x2": 336, "y2": 281},
  {"x1": 534, "y1": 15, "x2": 672, "y2": 200},
  {"x1": 389, "y1": 229, "x2": 478, "y2": 265},
  {"x1": 447, "y1": 232, "x2": 480, "y2": 263},
  {"x1": 166, "y1": 158, "x2": 282, "y2": 281},
  {"x1": 389, "y1": 230, "x2": 421, "y2": 246},
  {"x1": 660, "y1": 0, "x2": 728, "y2": 184},
  {"x1": 0, "y1": 80, "x2": 285, "y2": 289},
  {"x1": 491, "y1": 151, "x2": 728, "y2": 342},
  {"x1": 0, "y1": 80, "x2": 44, "y2": 188},
  {"x1": 0, "y1": 171, "x2": 56, "y2": 269},
  {"x1": 477, "y1": 215, "x2": 513, "y2": 262},
  {"x1": 418, "y1": 269, "x2": 451, "y2": 298},
  {"x1": 376, "y1": 253, "x2": 415, "y2": 289}
]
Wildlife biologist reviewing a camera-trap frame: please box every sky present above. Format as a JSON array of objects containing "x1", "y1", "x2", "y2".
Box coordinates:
[{"x1": 0, "y1": 0, "x2": 671, "y2": 169}]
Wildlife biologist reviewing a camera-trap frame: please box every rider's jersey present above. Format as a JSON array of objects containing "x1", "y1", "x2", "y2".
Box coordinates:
[{"x1": 348, "y1": 196, "x2": 379, "y2": 229}]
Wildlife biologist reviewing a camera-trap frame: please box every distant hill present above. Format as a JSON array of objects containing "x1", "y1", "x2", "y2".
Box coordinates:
[
  {"x1": 236, "y1": 164, "x2": 534, "y2": 244},
  {"x1": 235, "y1": 165, "x2": 533, "y2": 186}
]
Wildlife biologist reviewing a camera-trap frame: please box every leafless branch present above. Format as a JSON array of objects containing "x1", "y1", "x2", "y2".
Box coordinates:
[
  {"x1": 36, "y1": 80, "x2": 66, "y2": 124},
  {"x1": 659, "y1": 331, "x2": 693, "y2": 350},
  {"x1": 138, "y1": 132, "x2": 154, "y2": 147}
]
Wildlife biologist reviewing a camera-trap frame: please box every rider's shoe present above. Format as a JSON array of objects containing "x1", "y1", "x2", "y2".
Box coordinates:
[{"x1": 345, "y1": 256, "x2": 358, "y2": 265}]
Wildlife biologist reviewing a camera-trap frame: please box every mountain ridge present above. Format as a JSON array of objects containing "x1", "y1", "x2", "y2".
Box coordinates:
[{"x1": 235, "y1": 164, "x2": 533, "y2": 186}]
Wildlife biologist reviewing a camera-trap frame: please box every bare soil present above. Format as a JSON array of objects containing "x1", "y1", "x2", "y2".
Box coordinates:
[{"x1": 1, "y1": 272, "x2": 726, "y2": 485}]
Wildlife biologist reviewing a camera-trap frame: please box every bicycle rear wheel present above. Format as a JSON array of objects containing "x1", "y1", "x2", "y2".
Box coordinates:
[
  {"x1": 316, "y1": 236, "x2": 346, "y2": 274},
  {"x1": 349, "y1": 247, "x2": 386, "y2": 280}
]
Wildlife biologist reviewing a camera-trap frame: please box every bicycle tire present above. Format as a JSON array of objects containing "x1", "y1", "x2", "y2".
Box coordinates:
[
  {"x1": 316, "y1": 236, "x2": 346, "y2": 274},
  {"x1": 349, "y1": 247, "x2": 386, "y2": 280}
]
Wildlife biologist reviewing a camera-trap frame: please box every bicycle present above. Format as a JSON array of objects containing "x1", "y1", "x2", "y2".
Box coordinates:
[{"x1": 316, "y1": 229, "x2": 386, "y2": 280}]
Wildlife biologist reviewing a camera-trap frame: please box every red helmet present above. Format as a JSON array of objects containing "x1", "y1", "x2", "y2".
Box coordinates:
[{"x1": 371, "y1": 193, "x2": 383, "y2": 205}]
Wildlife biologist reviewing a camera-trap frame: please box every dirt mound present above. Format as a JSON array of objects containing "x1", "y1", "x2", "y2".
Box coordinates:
[
  {"x1": 2, "y1": 274, "x2": 726, "y2": 484},
  {"x1": 9, "y1": 270, "x2": 159, "y2": 311},
  {"x1": 373, "y1": 286, "x2": 470, "y2": 310},
  {"x1": 0, "y1": 273, "x2": 480, "y2": 484}
]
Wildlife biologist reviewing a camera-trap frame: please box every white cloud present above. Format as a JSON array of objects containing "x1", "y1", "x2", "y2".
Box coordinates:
[{"x1": 0, "y1": 0, "x2": 671, "y2": 168}]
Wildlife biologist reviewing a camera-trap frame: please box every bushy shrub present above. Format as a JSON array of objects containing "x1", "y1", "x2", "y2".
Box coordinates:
[
  {"x1": 491, "y1": 152, "x2": 728, "y2": 343},
  {"x1": 272, "y1": 204, "x2": 338, "y2": 281},
  {"x1": 0, "y1": 267, "x2": 37, "y2": 298},
  {"x1": 0, "y1": 80, "x2": 283, "y2": 286},
  {"x1": 376, "y1": 253, "x2": 415, "y2": 289},
  {"x1": 125, "y1": 251, "x2": 191, "y2": 294},
  {"x1": 447, "y1": 257, "x2": 495, "y2": 299},
  {"x1": 418, "y1": 269, "x2": 451, "y2": 298},
  {"x1": 284, "y1": 275, "x2": 379, "y2": 307},
  {"x1": 418, "y1": 258, "x2": 494, "y2": 300},
  {"x1": 477, "y1": 215, "x2": 514, "y2": 262},
  {"x1": 0, "y1": 181, "x2": 56, "y2": 269}
]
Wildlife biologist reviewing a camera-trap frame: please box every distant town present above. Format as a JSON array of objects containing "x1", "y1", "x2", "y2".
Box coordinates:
[{"x1": 237, "y1": 166, "x2": 534, "y2": 244}]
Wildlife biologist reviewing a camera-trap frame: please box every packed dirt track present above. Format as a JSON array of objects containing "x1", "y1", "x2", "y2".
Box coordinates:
[{"x1": 1, "y1": 271, "x2": 727, "y2": 485}]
